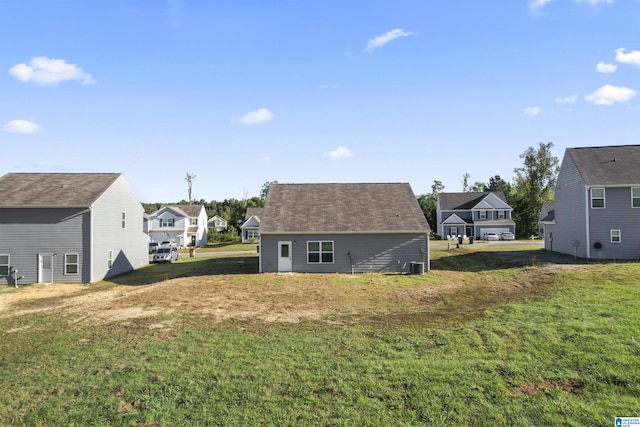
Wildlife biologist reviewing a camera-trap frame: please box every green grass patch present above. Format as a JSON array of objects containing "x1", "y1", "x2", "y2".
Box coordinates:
[{"x1": 1, "y1": 248, "x2": 638, "y2": 425}]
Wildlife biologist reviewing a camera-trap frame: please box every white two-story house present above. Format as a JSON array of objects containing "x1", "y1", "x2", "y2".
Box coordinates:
[{"x1": 146, "y1": 204, "x2": 208, "y2": 247}]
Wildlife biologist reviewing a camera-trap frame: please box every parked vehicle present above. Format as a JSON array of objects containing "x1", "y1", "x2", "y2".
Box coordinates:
[
  {"x1": 149, "y1": 242, "x2": 159, "y2": 254},
  {"x1": 152, "y1": 246, "x2": 179, "y2": 263},
  {"x1": 160, "y1": 240, "x2": 177, "y2": 248},
  {"x1": 484, "y1": 232, "x2": 499, "y2": 241},
  {"x1": 500, "y1": 231, "x2": 515, "y2": 240}
]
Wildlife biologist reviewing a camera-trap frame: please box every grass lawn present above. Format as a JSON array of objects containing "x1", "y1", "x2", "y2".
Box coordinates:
[{"x1": 0, "y1": 246, "x2": 638, "y2": 426}]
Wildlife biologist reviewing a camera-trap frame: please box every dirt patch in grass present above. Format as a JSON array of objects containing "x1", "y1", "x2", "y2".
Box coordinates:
[{"x1": 0, "y1": 253, "x2": 589, "y2": 327}]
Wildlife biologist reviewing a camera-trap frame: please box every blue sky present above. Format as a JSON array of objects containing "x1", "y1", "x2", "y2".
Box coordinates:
[{"x1": 2, "y1": 0, "x2": 639, "y2": 203}]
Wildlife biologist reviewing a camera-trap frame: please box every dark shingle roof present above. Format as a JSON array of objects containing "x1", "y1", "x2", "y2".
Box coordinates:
[
  {"x1": 245, "y1": 207, "x2": 263, "y2": 220},
  {"x1": 568, "y1": 145, "x2": 640, "y2": 185},
  {"x1": 438, "y1": 192, "x2": 509, "y2": 211},
  {"x1": 0, "y1": 173, "x2": 121, "y2": 207},
  {"x1": 260, "y1": 183, "x2": 430, "y2": 233},
  {"x1": 159, "y1": 204, "x2": 204, "y2": 217},
  {"x1": 539, "y1": 202, "x2": 555, "y2": 222}
]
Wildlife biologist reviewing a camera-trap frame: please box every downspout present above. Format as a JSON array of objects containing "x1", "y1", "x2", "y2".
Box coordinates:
[
  {"x1": 585, "y1": 185, "x2": 591, "y2": 259},
  {"x1": 89, "y1": 205, "x2": 94, "y2": 283},
  {"x1": 425, "y1": 233, "x2": 431, "y2": 272}
]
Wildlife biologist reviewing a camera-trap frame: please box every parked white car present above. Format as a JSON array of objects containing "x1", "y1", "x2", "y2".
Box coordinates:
[
  {"x1": 500, "y1": 232, "x2": 515, "y2": 240},
  {"x1": 484, "y1": 232, "x2": 499, "y2": 241},
  {"x1": 152, "y1": 246, "x2": 179, "y2": 263}
]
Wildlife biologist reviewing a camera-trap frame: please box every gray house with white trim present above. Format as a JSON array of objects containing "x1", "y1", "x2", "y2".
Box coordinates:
[
  {"x1": 437, "y1": 192, "x2": 515, "y2": 240},
  {"x1": 258, "y1": 183, "x2": 430, "y2": 273},
  {"x1": 240, "y1": 207, "x2": 263, "y2": 243},
  {"x1": 0, "y1": 173, "x2": 149, "y2": 285},
  {"x1": 545, "y1": 145, "x2": 640, "y2": 259}
]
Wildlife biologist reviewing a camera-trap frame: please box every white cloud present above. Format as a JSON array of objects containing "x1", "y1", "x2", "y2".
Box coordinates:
[
  {"x1": 9, "y1": 57, "x2": 95, "y2": 86},
  {"x1": 615, "y1": 48, "x2": 640, "y2": 67},
  {"x1": 585, "y1": 84, "x2": 637, "y2": 106},
  {"x1": 523, "y1": 106, "x2": 541, "y2": 117},
  {"x1": 365, "y1": 28, "x2": 413, "y2": 53},
  {"x1": 529, "y1": 0, "x2": 558, "y2": 11},
  {"x1": 596, "y1": 61, "x2": 617, "y2": 73},
  {"x1": 327, "y1": 146, "x2": 354, "y2": 159},
  {"x1": 555, "y1": 95, "x2": 578, "y2": 104},
  {"x1": 235, "y1": 108, "x2": 274, "y2": 125},
  {"x1": 574, "y1": 0, "x2": 613, "y2": 4},
  {"x1": 3, "y1": 119, "x2": 42, "y2": 134}
]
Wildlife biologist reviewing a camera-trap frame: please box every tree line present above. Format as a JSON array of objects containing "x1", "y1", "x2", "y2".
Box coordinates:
[{"x1": 143, "y1": 144, "x2": 559, "y2": 241}]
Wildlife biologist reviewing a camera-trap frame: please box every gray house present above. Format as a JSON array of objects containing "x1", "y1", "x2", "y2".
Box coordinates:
[
  {"x1": 258, "y1": 183, "x2": 430, "y2": 273},
  {"x1": 545, "y1": 145, "x2": 640, "y2": 259},
  {"x1": 0, "y1": 173, "x2": 149, "y2": 285},
  {"x1": 538, "y1": 202, "x2": 555, "y2": 238},
  {"x1": 437, "y1": 192, "x2": 515, "y2": 239},
  {"x1": 240, "y1": 207, "x2": 263, "y2": 243}
]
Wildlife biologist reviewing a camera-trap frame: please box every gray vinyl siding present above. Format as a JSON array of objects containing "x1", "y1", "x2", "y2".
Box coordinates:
[
  {"x1": 0, "y1": 208, "x2": 89, "y2": 284},
  {"x1": 260, "y1": 233, "x2": 428, "y2": 273},
  {"x1": 550, "y1": 155, "x2": 589, "y2": 258},
  {"x1": 588, "y1": 187, "x2": 640, "y2": 259},
  {"x1": 91, "y1": 175, "x2": 149, "y2": 281}
]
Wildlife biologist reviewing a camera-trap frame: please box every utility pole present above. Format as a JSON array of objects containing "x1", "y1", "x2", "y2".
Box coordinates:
[{"x1": 185, "y1": 172, "x2": 196, "y2": 204}]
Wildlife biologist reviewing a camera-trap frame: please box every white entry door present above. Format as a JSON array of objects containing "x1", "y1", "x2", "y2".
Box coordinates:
[
  {"x1": 277, "y1": 241, "x2": 292, "y2": 272},
  {"x1": 39, "y1": 254, "x2": 53, "y2": 283}
]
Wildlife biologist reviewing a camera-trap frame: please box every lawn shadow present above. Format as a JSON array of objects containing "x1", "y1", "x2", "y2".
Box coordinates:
[
  {"x1": 431, "y1": 247, "x2": 593, "y2": 272},
  {"x1": 104, "y1": 255, "x2": 259, "y2": 286}
]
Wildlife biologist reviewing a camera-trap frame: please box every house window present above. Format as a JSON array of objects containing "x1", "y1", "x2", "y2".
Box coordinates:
[
  {"x1": 65, "y1": 253, "x2": 79, "y2": 275},
  {"x1": 591, "y1": 188, "x2": 605, "y2": 208},
  {"x1": 107, "y1": 250, "x2": 113, "y2": 269},
  {"x1": 307, "y1": 241, "x2": 334, "y2": 263},
  {"x1": 190, "y1": 218, "x2": 198, "y2": 225},
  {"x1": 498, "y1": 210, "x2": 505, "y2": 219},
  {"x1": 632, "y1": 188, "x2": 640, "y2": 208},
  {"x1": 479, "y1": 211, "x2": 486, "y2": 220},
  {"x1": 160, "y1": 218, "x2": 175, "y2": 227},
  {"x1": 121, "y1": 211, "x2": 126, "y2": 229},
  {"x1": 611, "y1": 230, "x2": 621, "y2": 243},
  {"x1": 0, "y1": 255, "x2": 9, "y2": 276},
  {"x1": 246, "y1": 229, "x2": 259, "y2": 239}
]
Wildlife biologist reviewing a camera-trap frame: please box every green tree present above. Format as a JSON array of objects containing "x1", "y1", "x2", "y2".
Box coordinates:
[
  {"x1": 511, "y1": 142, "x2": 559, "y2": 238},
  {"x1": 260, "y1": 180, "x2": 278, "y2": 200},
  {"x1": 417, "y1": 180, "x2": 445, "y2": 231}
]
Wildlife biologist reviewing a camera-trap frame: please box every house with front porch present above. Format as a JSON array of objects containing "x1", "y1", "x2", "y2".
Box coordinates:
[
  {"x1": 146, "y1": 204, "x2": 208, "y2": 247},
  {"x1": 437, "y1": 192, "x2": 516, "y2": 240}
]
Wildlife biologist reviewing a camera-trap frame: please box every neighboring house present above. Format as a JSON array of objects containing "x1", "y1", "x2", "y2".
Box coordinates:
[
  {"x1": 0, "y1": 173, "x2": 149, "y2": 285},
  {"x1": 258, "y1": 183, "x2": 430, "y2": 273},
  {"x1": 207, "y1": 215, "x2": 227, "y2": 233},
  {"x1": 147, "y1": 204, "x2": 208, "y2": 247},
  {"x1": 538, "y1": 202, "x2": 555, "y2": 239},
  {"x1": 437, "y1": 192, "x2": 516, "y2": 239},
  {"x1": 545, "y1": 145, "x2": 640, "y2": 259},
  {"x1": 240, "y1": 207, "x2": 263, "y2": 243}
]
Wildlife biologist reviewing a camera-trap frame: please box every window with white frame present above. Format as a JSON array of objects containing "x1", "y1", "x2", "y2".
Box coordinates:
[
  {"x1": 498, "y1": 210, "x2": 505, "y2": 219},
  {"x1": 632, "y1": 188, "x2": 640, "y2": 208},
  {"x1": 190, "y1": 218, "x2": 198, "y2": 225},
  {"x1": 611, "y1": 229, "x2": 621, "y2": 243},
  {"x1": 65, "y1": 253, "x2": 79, "y2": 275},
  {"x1": 160, "y1": 218, "x2": 175, "y2": 227},
  {"x1": 107, "y1": 250, "x2": 113, "y2": 269},
  {"x1": 121, "y1": 211, "x2": 126, "y2": 228},
  {"x1": 307, "y1": 241, "x2": 334, "y2": 263},
  {"x1": 246, "y1": 229, "x2": 259, "y2": 239},
  {"x1": 591, "y1": 188, "x2": 605, "y2": 208},
  {"x1": 0, "y1": 254, "x2": 9, "y2": 276},
  {"x1": 479, "y1": 211, "x2": 486, "y2": 220}
]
